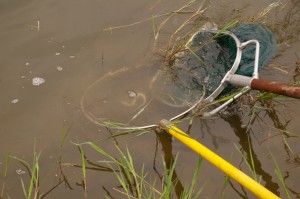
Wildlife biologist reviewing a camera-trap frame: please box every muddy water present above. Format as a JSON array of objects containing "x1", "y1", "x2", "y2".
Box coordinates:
[{"x1": 0, "y1": 0, "x2": 299, "y2": 198}]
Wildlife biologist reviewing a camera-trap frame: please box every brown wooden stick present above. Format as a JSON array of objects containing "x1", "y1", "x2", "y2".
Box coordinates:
[{"x1": 251, "y1": 79, "x2": 300, "y2": 99}]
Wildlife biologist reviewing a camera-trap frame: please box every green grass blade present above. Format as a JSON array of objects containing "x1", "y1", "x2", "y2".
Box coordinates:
[
  {"x1": 78, "y1": 145, "x2": 87, "y2": 192},
  {"x1": 213, "y1": 18, "x2": 239, "y2": 38},
  {"x1": 4, "y1": 153, "x2": 10, "y2": 177},
  {"x1": 234, "y1": 143, "x2": 259, "y2": 182},
  {"x1": 269, "y1": 151, "x2": 291, "y2": 199},
  {"x1": 181, "y1": 157, "x2": 203, "y2": 199},
  {"x1": 9, "y1": 156, "x2": 31, "y2": 174},
  {"x1": 160, "y1": 154, "x2": 178, "y2": 198},
  {"x1": 1, "y1": 153, "x2": 10, "y2": 199},
  {"x1": 20, "y1": 178, "x2": 27, "y2": 199},
  {"x1": 28, "y1": 151, "x2": 41, "y2": 199},
  {"x1": 73, "y1": 142, "x2": 118, "y2": 164}
]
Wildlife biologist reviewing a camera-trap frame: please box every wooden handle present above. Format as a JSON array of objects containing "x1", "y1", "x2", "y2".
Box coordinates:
[{"x1": 251, "y1": 79, "x2": 300, "y2": 99}]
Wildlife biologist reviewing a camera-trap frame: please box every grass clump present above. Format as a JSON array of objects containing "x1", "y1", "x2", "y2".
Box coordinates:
[
  {"x1": 73, "y1": 141, "x2": 204, "y2": 199},
  {"x1": 0, "y1": 129, "x2": 70, "y2": 199},
  {"x1": 3, "y1": 149, "x2": 41, "y2": 199}
]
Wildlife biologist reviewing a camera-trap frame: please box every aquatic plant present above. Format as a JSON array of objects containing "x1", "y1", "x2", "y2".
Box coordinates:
[{"x1": 72, "y1": 140, "x2": 205, "y2": 199}]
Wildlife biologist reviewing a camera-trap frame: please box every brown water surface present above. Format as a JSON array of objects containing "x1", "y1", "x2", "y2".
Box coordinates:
[{"x1": 0, "y1": 0, "x2": 299, "y2": 198}]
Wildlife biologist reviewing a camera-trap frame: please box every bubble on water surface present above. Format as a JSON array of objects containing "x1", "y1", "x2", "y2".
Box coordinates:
[
  {"x1": 32, "y1": 77, "x2": 45, "y2": 86},
  {"x1": 128, "y1": 90, "x2": 137, "y2": 98},
  {"x1": 16, "y1": 169, "x2": 25, "y2": 175},
  {"x1": 11, "y1": 99, "x2": 19, "y2": 104},
  {"x1": 56, "y1": 66, "x2": 63, "y2": 71}
]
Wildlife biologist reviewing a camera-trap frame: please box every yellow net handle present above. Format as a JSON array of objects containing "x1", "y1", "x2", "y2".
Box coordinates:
[{"x1": 159, "y1": 119, "x2": 280, "y2": 199}]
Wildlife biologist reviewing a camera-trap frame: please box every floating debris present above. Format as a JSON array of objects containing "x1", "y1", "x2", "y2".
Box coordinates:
[
  {"x1": 128, "y1": 90, "x2": 137, "y2": 98},
  {"x1": 11, "y1": 99, "x2": 19, "y2": 104},
  {"x1": 20, "y1": 75, "x2": 26, "y2": 79},
  {"x1": 55, "y1": 52, "x2": 61, "y2": 56},
  {"x1": 25, "y1": 62, "x2": 30, "y2": 66},
  {"x1": 16, "y1": 168, "x2": 25, "y2": 175},
  {"x1": 32, "y1": 77, "x2": 45, "y2": 86},
  {"x1": 56, "y1": 66, "x2": 63, "y2": 71},
  {"x1": 69, "y1": 55, "x2": 75, "y2": 59}
]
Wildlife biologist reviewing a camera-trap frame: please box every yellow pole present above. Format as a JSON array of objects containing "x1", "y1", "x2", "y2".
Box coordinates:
[{"x1": 159, "y1": 119, "x2": 280, "y2": 199}]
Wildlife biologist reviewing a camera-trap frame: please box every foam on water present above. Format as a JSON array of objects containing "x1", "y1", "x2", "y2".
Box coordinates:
[{"x1": 32, "y1": 77, "x2": 45, "y2": 86}]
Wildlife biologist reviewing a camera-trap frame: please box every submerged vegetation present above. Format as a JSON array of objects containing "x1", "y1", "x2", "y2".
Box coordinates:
[{"x1": 1, "y1": 0, "x2": 300, "y2": 198}]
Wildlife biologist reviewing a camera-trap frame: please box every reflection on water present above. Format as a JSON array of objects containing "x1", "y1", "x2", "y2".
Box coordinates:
[
  {"x1": 0, "y1": 0, "x2": 300, "y2": 198},
  {"x1": 154, "y1": 131, "x2": 184, "y2": 198},
  {"x1": 220, "y1": 106, "x2": 280, "y2": 196}
]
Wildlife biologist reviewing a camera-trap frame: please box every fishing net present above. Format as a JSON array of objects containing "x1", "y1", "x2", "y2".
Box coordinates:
[
  {"x1": 234, "y1": 24, "x2": 276, "y2": 76},
  {"x1": 151, "y1": 24, "x2": 276, "y2": 106},
  {"x1": 81, "y1": 24, "x2": 276, "y2": 130}
]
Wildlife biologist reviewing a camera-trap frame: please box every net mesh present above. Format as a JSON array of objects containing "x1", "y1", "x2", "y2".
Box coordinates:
[
  {"x1": 151, "y1": 24, "x2": 276, "y2": 106},
  {"x1": 233, "y1": 24, "x2": 277, "y2": 76}
]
